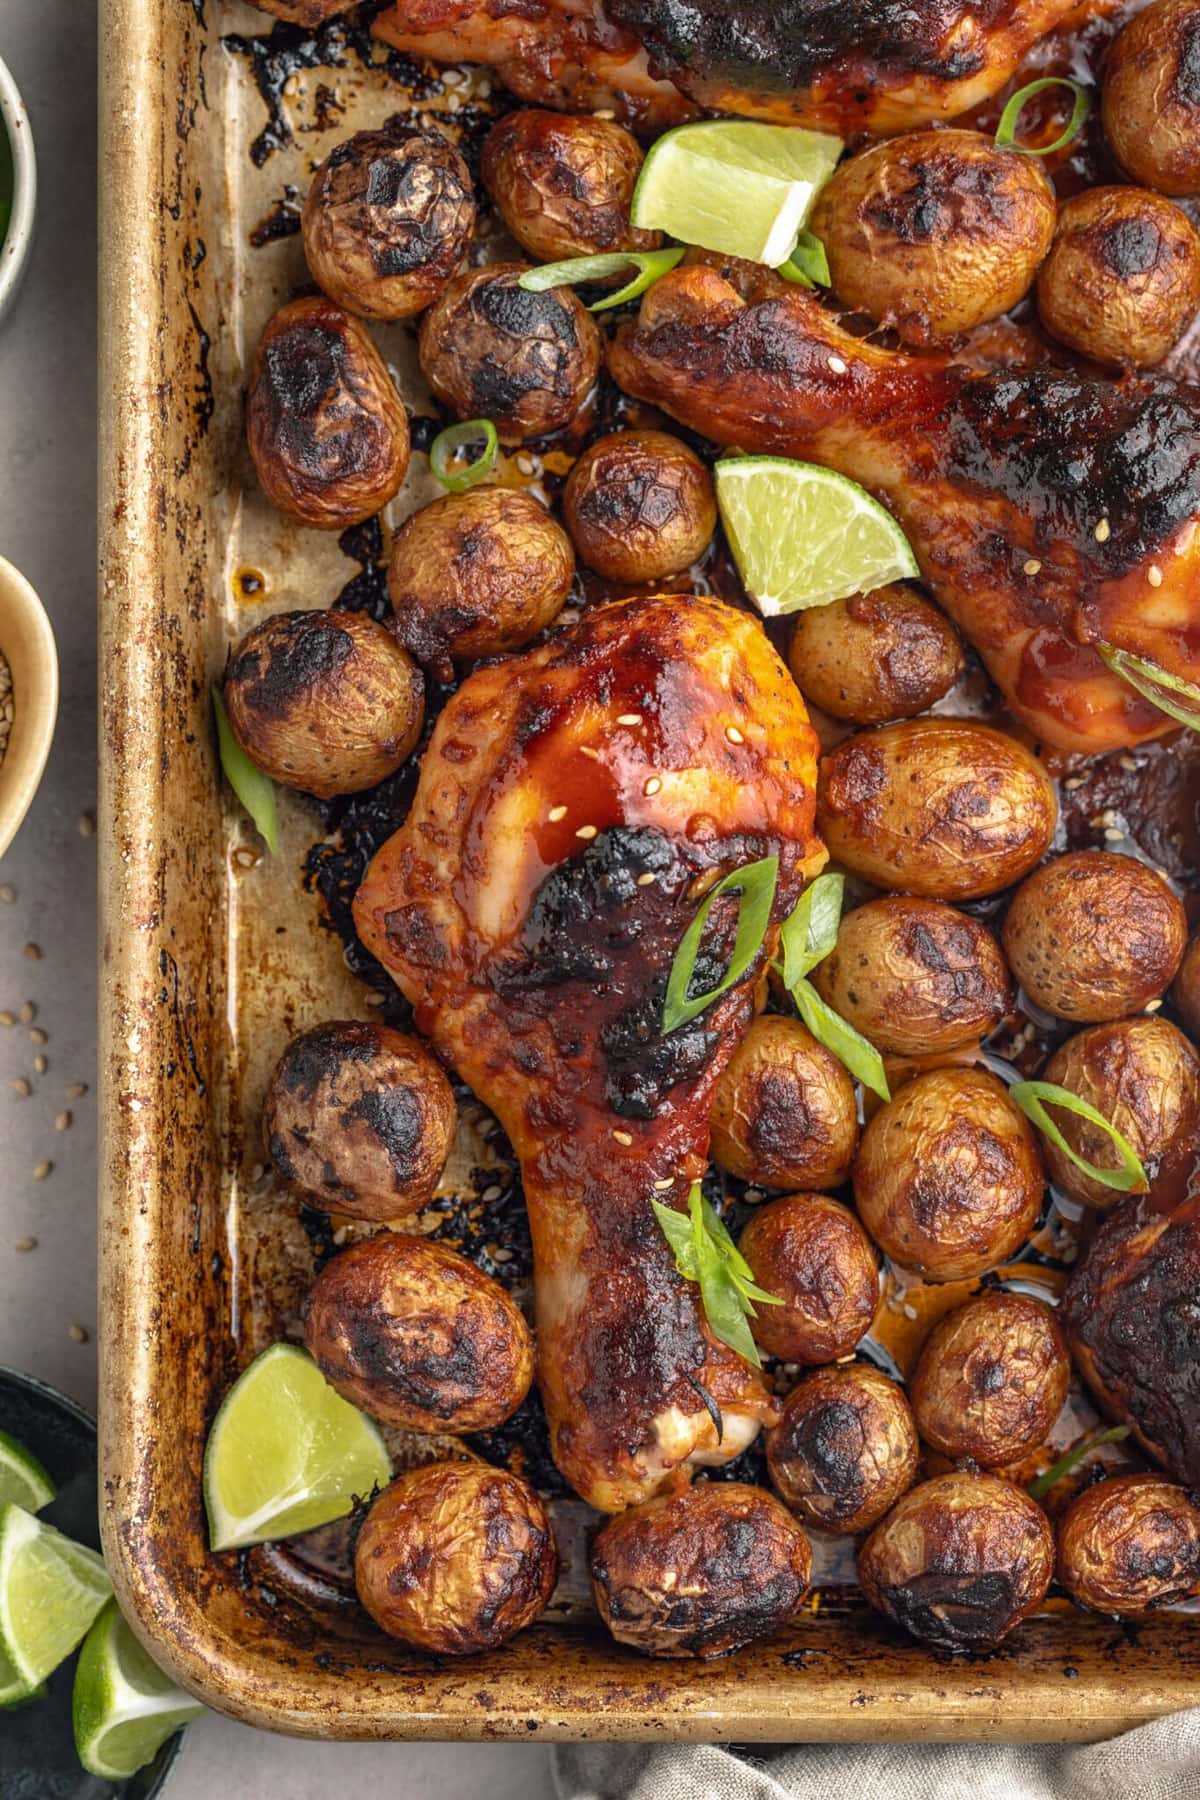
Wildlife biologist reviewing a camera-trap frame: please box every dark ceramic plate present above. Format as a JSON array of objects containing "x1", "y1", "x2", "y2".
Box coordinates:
[{"x1": 0, "y1": 1367, "x2": 183, "y2": 1799}]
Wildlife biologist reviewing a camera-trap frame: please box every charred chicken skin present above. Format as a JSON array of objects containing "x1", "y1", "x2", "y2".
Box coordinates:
[{"x1": 354, "y1": 594, "x2": 824, "y2": 1511}]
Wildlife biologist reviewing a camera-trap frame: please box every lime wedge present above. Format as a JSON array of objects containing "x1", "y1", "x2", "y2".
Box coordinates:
[
  {"x1": 73, "y1": 1599, "x2": 204, "y2": 1780},
  {"x1": 0, "y1": 1502, "x2": 112, "y2": 1704},
  {"x1": 0, "y1": 1429, "x2": 55, "y2": 1512},
  {"x1": 202, "y1": 1343, "x2": 391, "y2": 1552},
  {"x1": 715, "y1": 456, "x2": 920, "y2": 616},
  {"x1": 631, "y1": 121, "x2": 842, "y2": 267}
]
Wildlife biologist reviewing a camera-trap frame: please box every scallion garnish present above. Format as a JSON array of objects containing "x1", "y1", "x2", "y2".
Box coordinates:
[
  {"x1": 1027, "y1": 1424, "x2": 1132, "y2": 1501},
  {"x1": 995, "y1": 77, "x2": 1092, "y2": 158},
  {"x1": 653, "y1": 1181, "x2": 781, "y2": 1367},
  {"x1": 213, "y1": 687, "x2": 278, "y2": 856},
  {"x1": 662, "y1": 855, "x2": 779, "y2": 1034},
  {"x1": 429, "y1": 418, "x2": 499, "y2": 492},
  {"x1": 517, "y1": 246, "x2": 685, "y2": 313},
  {"x1": 1009, "y1": 1079, "x2": 1149, "y2": 1194},
  {"x1": 776, "y1": 229, "x2": 830, "y2": 289},
  {"x1": 1098, "y1": 644, "x2": 1200, "y2": 735},
  {"x1": 773, "y1": 873, "x2": 891, "y2": 1101}
]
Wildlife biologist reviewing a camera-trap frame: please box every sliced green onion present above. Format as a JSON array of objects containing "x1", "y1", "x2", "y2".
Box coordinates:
[
  {"x1": 652, "y1": 1182, "x2": 781, "y2": 1367},
  {"x1": 791, "y1": 978, "x2": 890, "y2": 1102},
  {"x1": 776, "y1": 229, "x2": 830, "y2": 289},
  {"x1": 778, "y1": 872, "x2": 844, "y2": 987},
  {"x1": 1009, "y1": 1079, "x2": 1148, "y2": 1194},
  {"x1": 429, "y1": 418, "x2": 498, "y2": 492},
  {"x1": 1098, "y1": 644, "x2": 1200, "y2": 735},
  {"x1": 995, "y1": 78, "x2": 1092, "y2": 158},
  {"x1": 517, "y1": 246, "x2": 685, "y2": 313},
  {"x1": 1027, "y1": 1425, "x2": 1131, "y2": 1502},
  {"x1": 213, "y1": 687, "x2": 278, "y2": 856},
  {"x1": 662, "y1": 855, "x2": 779, "y2": 1034}
]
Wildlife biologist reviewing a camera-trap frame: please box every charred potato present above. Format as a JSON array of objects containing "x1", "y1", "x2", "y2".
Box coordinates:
[
  {"x1": 857, "y1": 1471, "x2": 1054, "y2": 1651},
  {"x1": 738, "y1": 1194, "x2": 880, "y2": 1364},
  {"x1": 813, "y1": 897, "x2": 1012, "y2": 1057},
  {"x1": 481, "y1": 108, "x2": 659, "y2": 265},
  {"x1": 818, "y1": 720, "x2": 1058, "y2": 902},
  {"x1": 303, "y1": 1232, "x2": 534, "y2": 1432},
  {"x1": 355, "y1": 1462, "x2": 557, "y2": 1653},
  {"x1": 788, "y1": 584, "x2": 964, "y2": 725},
  {"x1": 302, "y1": 126, "x2": 476, "y2": 320},
  {"x1": 562, "y1": 430, "x2": 716, "y2": 583},
  {"x1": 246, "y1": 296, "x2": 410, "y2": 528},
  {"x1": 223, "y1": 610, "x2": 424, "y2": 797},
  {"x1": 1057, "y1": 1474, "x2": 1200, "y2": 1617},
  {"x1": 910, "y1": 1291, "x2": 1070, "y2": 1469},
  {"x1": 709, "y1": 1015, "x2": 858, "y2": 1191},
  {"x1": 766, "y1": 1363, "x2": 919, "y2": 1534},
  {"x1": 1103, "y1": 0, "x2": 1200, "y2": 197},
  {"x1": 418, "y1": 263, "x2": 601, "y2": 444},
  {"x1": 852, "y1": 1068, "x2": 1044, "y2": 1282},
  {"x1": 264, "y1": 1021, "x2": 455, "y2": 1218},
  {"x1": 1171, "y1": 928, "x2": 1200, "y2": 1038},
  {"x1": 809, "y1": 129, "x2": 1057, "y2": 346},
  {"x1": 1002, "y1": 851, "x2": 1187, "y2": 1023},
  {"x1": 589, "y1": 1482, "x2": 811, "y2": 1659},
  {"x1": 251, "y1": 0, "x2": 342, "y2": 19}
]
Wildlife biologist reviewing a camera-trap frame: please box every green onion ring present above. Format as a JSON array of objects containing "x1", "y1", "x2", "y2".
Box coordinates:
[
  {"x1": 429, "y1": 418, "x2": 499, "y2": 492},
  {"x1": 995, "y1": 77, "x2": 1092, "y2": 157}
]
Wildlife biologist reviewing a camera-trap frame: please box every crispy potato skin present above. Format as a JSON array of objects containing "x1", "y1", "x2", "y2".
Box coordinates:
[
  {"x1": 562, "y1": 429, "x2": 716, "y2": 582},
  {"x1": 709, "y1": 1015, "x2": 858, "y2": 1190},
  {"x1": 857, "y1": 1471, "x2": 1054, "y2": 1651},
  {"x1": 355, "y1": 1463, "x2": 558, "y2": 1654},
  {"x1": 1103, "y1": 0, "x2": 1200, "y2": 196},
  {"x1": 481, "y1": 108, "x2": 659, "y2": 264},
  {"x1": 1002, "y1": 851, "x2": 1187, "y2": 1023},
  {"x1": 817, "y1": 720, "x2": 1057, "y2": 902},
  {"x1": 246, "y1": 296, "x2": 410, "y2": 528},
  {"x1": 224, "y1": 610, "x2": 424, "y2": 798},
  {"x1": 303, "y1": 1232, "x2": 534, "y2": 1431},
  {"x1": 852, "y1": 1068, "x2": 1044, "y2": 1282},
  {"x1": 788, "y1": 584, "x2": 963, "y2": 725},
  {"x1": 1057, "y1": 1473, "x2": 1200, "y2": 1617},
  {"x1": 767, "y1": 1363, "x2": 918, "y2": 1534},
  {"x1": 813, "y1": 897, "x2": 1012, "y2": 1057},
  {"x1": 590, "y1": 1482, "x2": 811, "y2": 1658},
  {"x1": 738, "y1": 1195, "x2": 880, "y2": 1364},
  {"x1": 1171, "y1": 929, "x2": 1200, "y2": 1038},
  {"x1": 302, "y1": 126, "x2": 475, "y2": 320},
  {"x1": 264, "y1": 1021, "x2": 456, "y2": 1218},
  {"x1": 1037, "y1": 186, "x2": 1200, "y2": 369},
  {"x1": 809, "y1": 130, "x2": 1057, "y2": 346},
  {"x1": 418, "y1": 264, "x2": 601, "y2": 444},
  {"x1": 910, "y1": 1291, "x2": 1069, "y2": 1468}
]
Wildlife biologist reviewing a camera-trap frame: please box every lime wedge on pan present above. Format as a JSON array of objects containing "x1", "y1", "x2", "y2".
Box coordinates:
[
  {"x1": 0, "y1": 1501, "x2": 112, "y2": 1705},
  {"x1": 0, "y1": 1428, "x2": 55, "y2": 1512},
  {"x1": 73, "y1": 1598, "x2": 204, "y2": 1780}
]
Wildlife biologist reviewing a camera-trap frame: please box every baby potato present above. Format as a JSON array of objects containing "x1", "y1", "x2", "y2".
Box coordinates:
[
  {"x1": 813, "y1": 897, "x2": 1012, "y2": 1057},
  {"x1": 264, "y1": 1020, "x2": 456, "y2": 1219},
  {"x1": 1103, "y1": 0, "x2": 1200, "y2": 196},
  {"x1": 766, "y1": 1362, "x2": 919, "y2": 1534},
  {"x1": 1002, "y1": 851, "x2": 1187, "y2": 1023},
  {"x1": 355, "y1": 1462, "x2": 557, "y2": 1654},
  {"x1": 1171, "y1": 928, "x2": 1200, "y2": 1038},
  {"x1": 303, "y1": 1232, "x2": 534, "y2": 1432},
  {"x1": 1037, "y1": 186, "x2": 1200, "y2": 369},
  {"x1": 246, "y1": 296, "x2": 410, "y2": 529},
  {"x1": 224, "y1": 610, "x2": 424, "y2": 798},
  {"x1": 809, "y1": 129, "x2": 1057, "y2": 346},
  {"x1": 852, "y1": 1068, "x2": 1044, "y2": 1282},
  {"x1": 1057, "y1": 1474, "x2": 1200, "y2": 1617},
  {"x1": 857, "y1": 1471, "x2": 1054, "y2": 1651},
  {"x1": 738, "y1": 1195, "x2": 880, "y2": 1364},
  {"x1": 818, "y1": 719, "x2": 1057, "y2": 902},
  {"x1": 910, "y1": 1291, "x2": 1070, "y2": 1469},
  {"x1": 251, "y1": 0, "x2": 342, "y2": 19},
  {"x1": 709, "y1": 1015, "x2": 858, "y2": 1191},
  {"x1": 589, "y1": 1482, "x2": 811, "y2": 1659},
  {"x1": 481, "y1": 108, "x2": 659, "y2": 265},
  {"x1": 562, "y1": 430, "x2": 716, "y2": 584},
  {"x1": 788, "y1": 584, "x2": 964, "y2": 725}
]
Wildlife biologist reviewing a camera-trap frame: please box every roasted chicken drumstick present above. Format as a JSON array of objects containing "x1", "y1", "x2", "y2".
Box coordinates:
[{"x1": 354, "y1": 595, "x2": 824, "y2": 1510}]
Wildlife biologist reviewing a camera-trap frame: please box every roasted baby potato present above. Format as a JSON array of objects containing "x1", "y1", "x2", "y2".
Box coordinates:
[
  {"x1": 355, "y1": 1462, "x2": 558, "y2": 1654},
  {"x1": 1002, "y1": 851, "x2": 1187, "y2": 1023},
  {"x1": 910, "y1": 1291, "x2": 1070, "y2": 1469},
  {"x1": 809, "y1": 129, "x2": 1057, "y2": 346},
  {"x1": 246, "y1": 296, "x2": 410, "y2": 528},
  {"x1": 1171, "y1": 927, "x2": 1200, "y2": 1038},
  {"x1": 481, "y1": 108, "x2": 659, "y2": 265},
  {"x1": 224, "y1": 609, "x2": 424, "y2": 797},
  {"x1": 251, "y1": 0, "x2": 342, "y2": 19},
  {"x1": 709, "y1": 1015, "x2": 858, "y2": 1191},
  {"x1": 387, "y1": 486, "x2": 574, "y2": 679},
  {"x1": 813, "y1": 897, "x2": 1012, "y2": 1057},
  {"x1": 418, "y1": 264, "x2": 601, "y2": 444},
  {"x1": 1056, "y1": 1473, "x2": 1200, "y2": 1617},
  {"x1": 589, "y1": 1482, "x2": 811, "y2": 1659},
  {"x1": 738, "y1": 1194, "x2": 879, "y2": 1364},
  {"x1": 264, "y1": 1021, "x2": 456, "y2": 1219},
  {"x1": 766, "y1": 1362, "x2": 919, "y2": 1534},
  {"x1": 1103, "y1": 0, "x2": 1200, "y2": 197},
  {"x1": 303, "y1": 1232, "x2": 534, "y2": 1432},
  {"x1": 857, "y1": 1471, "x2": 1054, "y2": 1651},
  {"x1": 302, "y1": 126, "x2": 476, "y2": 320},
  {"x1": 562, "y1": 430, "x2": 716, "y2": 583},
  {"x1": 818, "y1": 720, "x2": 1057, "y2": 902},
  {"x1": 852, "y1": 1068, "x2": 1044, "y2": 1282},
  {"x1": 787, "y1": 584, "x2": 964, "y2": 725}
]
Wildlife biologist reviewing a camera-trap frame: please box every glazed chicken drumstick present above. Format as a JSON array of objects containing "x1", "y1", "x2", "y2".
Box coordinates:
[{"x1": 354, "y1": 595, "x2": 824, "y2": 1511}]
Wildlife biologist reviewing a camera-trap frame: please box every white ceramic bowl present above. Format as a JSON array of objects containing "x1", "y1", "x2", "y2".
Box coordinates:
[
  {"x1": 0, "y1": 557, "x2": 58, "y2": 858},
  {"x1": 0, "y1": 51, "x2": 37, "y2": 325}
]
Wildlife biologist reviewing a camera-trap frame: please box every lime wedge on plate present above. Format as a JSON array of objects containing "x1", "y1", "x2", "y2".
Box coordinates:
[
  {"x1": 0, "y1": 1501, "x2": 112, "y2": 1705},
  {"x1": 203, "y1": 1342, "x2": 391, "y2": 1552},
  {"x1": 73, "y1": 1599, "x2": 204, "y2": 1780},
  {"x1": 631, "y1": 120, "x2": 842, "y2": 267},
  {"x1": 0, "y1": 1429, "x2": 55, "y2": 1512},
  {"x1": 715, "y1": 456, "x2": 920, "y2": 616}
]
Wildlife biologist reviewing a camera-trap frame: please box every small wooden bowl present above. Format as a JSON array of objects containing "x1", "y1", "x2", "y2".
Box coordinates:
[{"x1": 0, "y1": 556, "x2": 58, "y2": 858}]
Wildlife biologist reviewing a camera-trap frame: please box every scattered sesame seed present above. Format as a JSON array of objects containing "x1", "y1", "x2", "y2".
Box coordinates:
[
  {"x1": 1063, "y1": 776, "x2": 1086, "y2": 791},
  {"x1": 481, "y1": 1183, "x2": 503, "y2": 1203},
  {"x1": 612, "y1": 1130, "x2": 634, "y2": 1146},
  {"x1": 593, "y1": 108, "x2": 616, "y2": 119},
  {"x1": 1101, "y1": 808, "x2": 1117, "y2": 828},
  {"x1": 69, "y1": 1324, "x2": 88, "y2": 1344},
  {"x1": 515, "y1": 453, "x2": 534, "y2": 475},
  {"x1": 19, "y1": 1003, "x2": 34, "y2": 1025},
  {"x1": 1023, "y1": 559, "x2": 1042, "y2": 576},
  {"x1": 903, "y1": 1302, "x2": 919, "y2": 1321},
  {"x1": 332, "y1": 1225, "x2": 349, "y2": 1247},
  {"x1": 14, "y1": 1237, "x2": 36, "y2": 1252},
  {"x1": 653, "y1": 1178, "x2": 675, "y2": 1191},
  {"x1": 23, "y1": 943, "x2": 41, "y2": 961},
  {"x1": 579, "y1": 745, "x2": 600, "y2": 761},
  {"x1": 66, "y1": 1083, "x2": 88, "y2": 1101},
  {"x1": 548, "y1": 805, "x2": 568, "y2": 822},
  {"x1": 725, "y1": 725, "x2": 745, "y2": 745},
  {"x1": 55, "y1": 1112, "x2": 71, "y2": 1132},
  {"x1": 1119, "y1": 755, "x2": 1139, "y2": 772},
  {"x1": 1148, "y1": 565, "x2": 1163, "y2": 587},
  {"x1": 491, "y1": 1246, "x2": 513, "y2": 1263},
  {"x1": 0, "y1": 1012, "x2": 13, "y2": 1027},
  {"x1": 78, "y1": 811, "x2": 96, "y2": 837},
  {"x1": 616, "y1": 713, "x2": 642, "y2": 726},
  {"x1": 29, "y1": 1027, "x2": 46, "y2": 1045},
  {"x1": 1104, "y1": 827, "x2": 1124, "y2": 842},
  {"x1": 364, "y1": 990, "x2": 386, "y2": 1007},
  {"x1": 636, "y1": 872, "x2": 657, "y2": 887},
  {"x1": 643, "y1": 776, "x2": 662, "y2": 796},
  {"x1": 33, "y1": 1055, "x2": 47, "y2": 1075},
  {"x1": 1094, "y1": 518, "x2": 1110, "y2": 543},
  {"x1": 1145, "y1": 998, "x2": 1163, "y2": 1012},
  {"x1": 11, "y1": 1079, "x2": 30, "y2": 1098},
  {"x1": 828, "y1": 356, "x2": 848, "y2": 374},
  {"x1": 0, "y1": 884, "x2": 13, "y2": 903},
  {"x1": 575, "y1": 824, "x2": 598, "y2": 840},
  {"x1": 33, "y1": 1162, "x2": 52, "y2": 1181}
]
